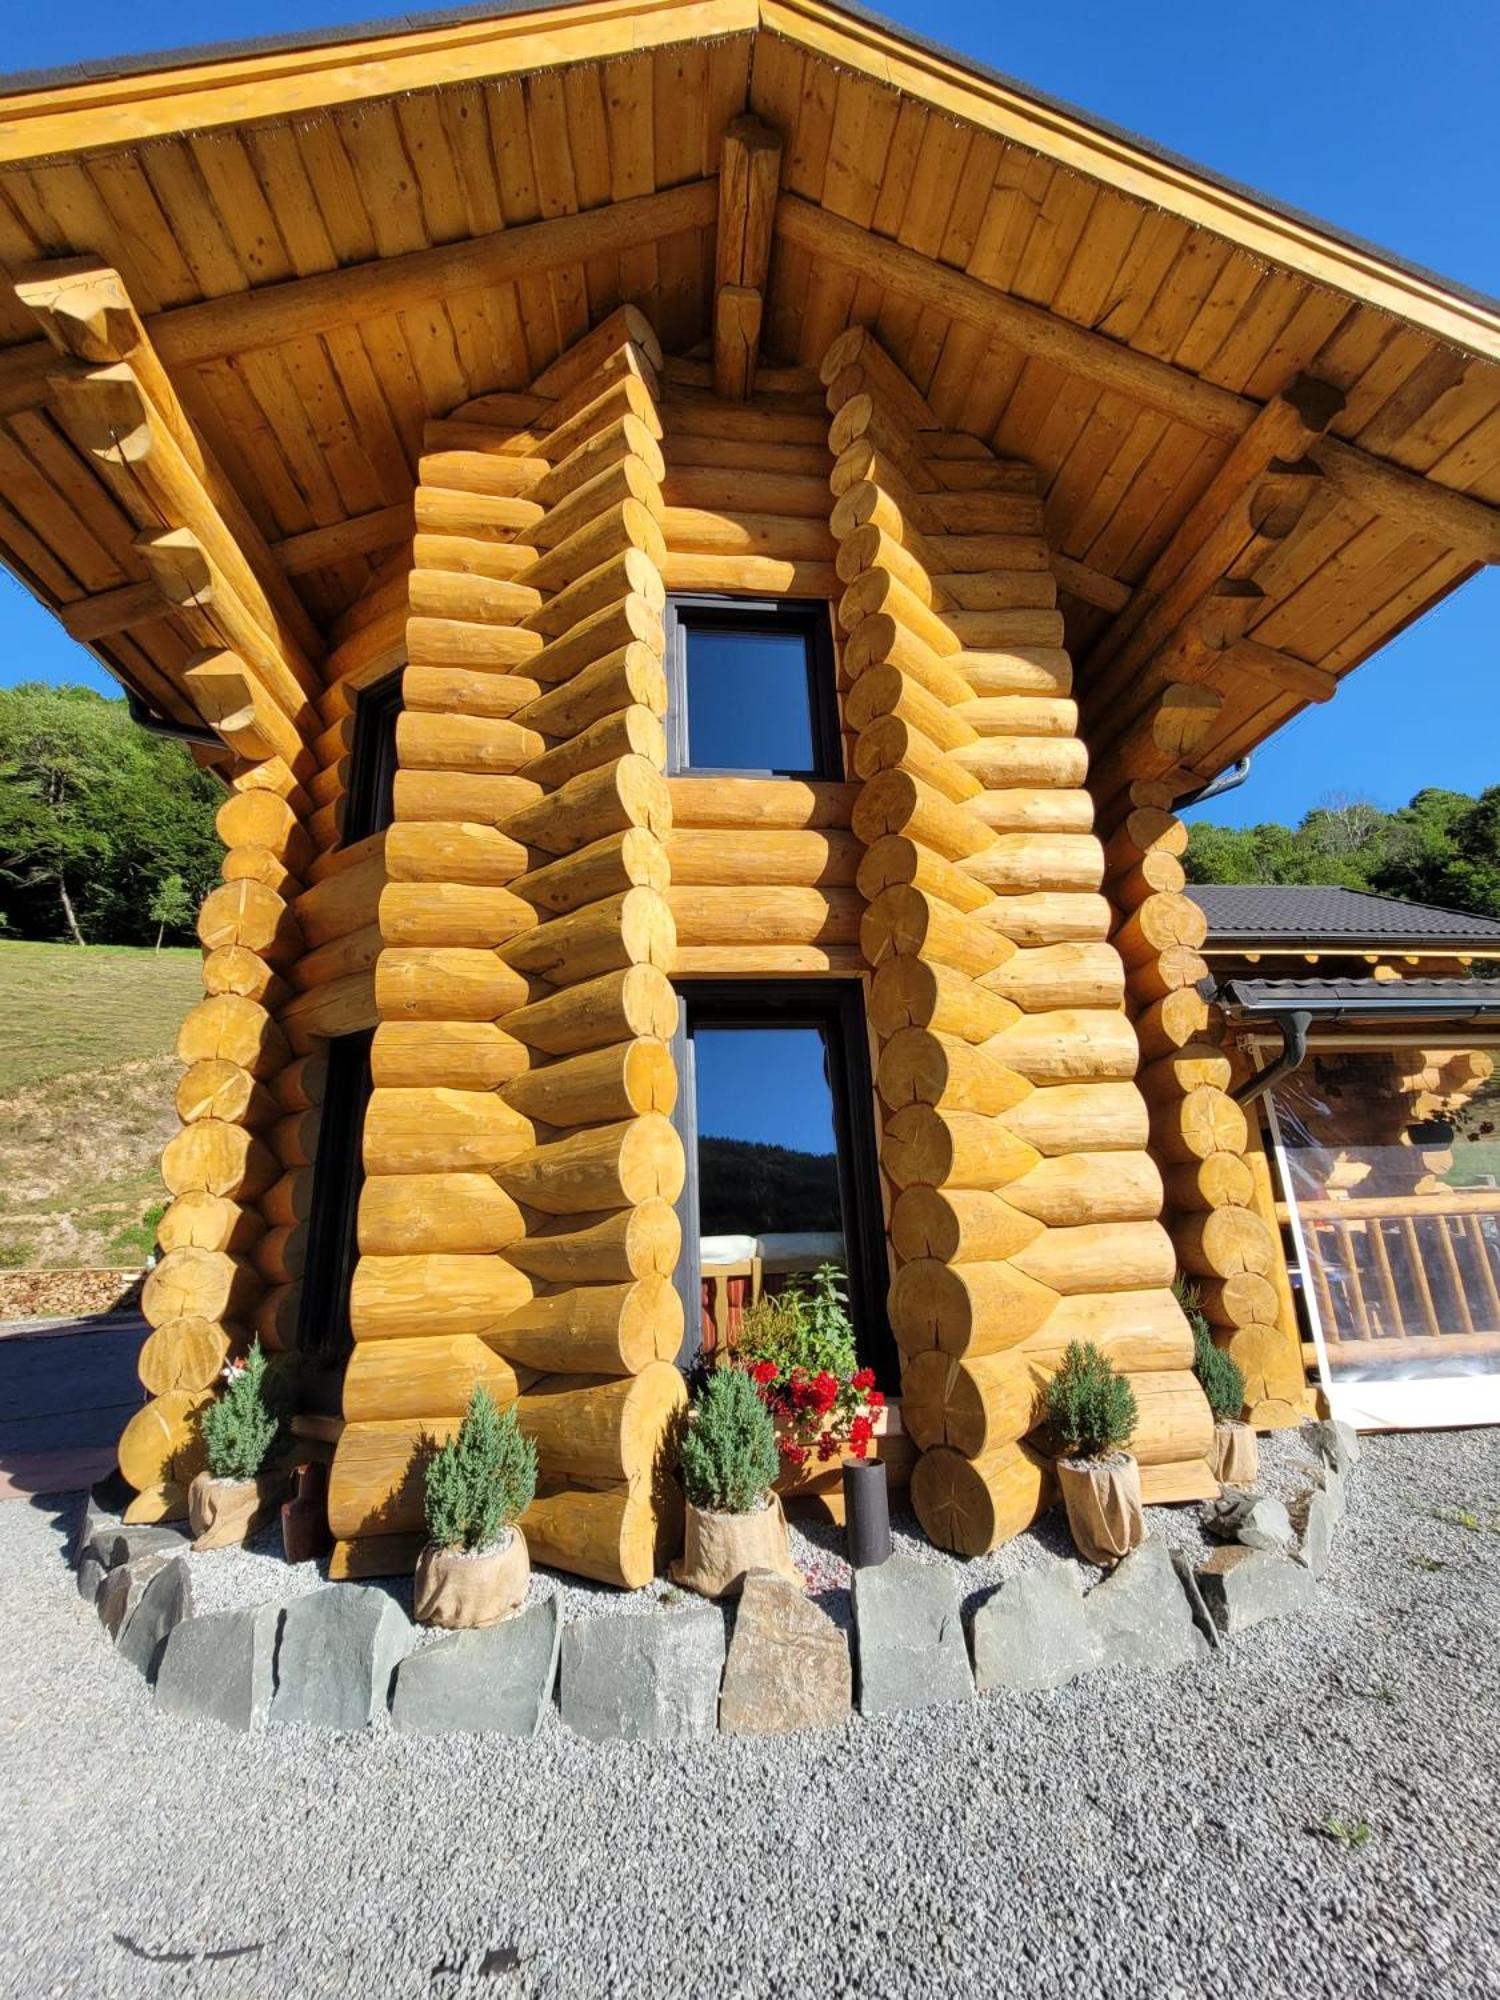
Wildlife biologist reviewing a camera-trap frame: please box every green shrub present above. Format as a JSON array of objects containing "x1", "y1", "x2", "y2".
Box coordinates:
[
  {"x1": 199, "y1": 1341, "x2": 281, "y2": 1481},
  {"x1": 1180, "y1": 1280, "x2": 1247, "y2": 1423},
  {"x1": 424, "y1": 1388, "x2": 538, "y2": 1552},
  {"x1": 1044, "y1": 1341, "x2": 1137, "y2": 1461},
  {"x1": 679, "y1": 1365, "x2": 780, "y2": 1514},
  {"x1": 737, "y1": 1262, "x2": 857, "y2": 1381}
]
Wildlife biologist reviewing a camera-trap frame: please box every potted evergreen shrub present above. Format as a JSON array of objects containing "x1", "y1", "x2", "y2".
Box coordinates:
[
  {"x1": 672, "y1": 1364, "x2": 802, "y2": 1599},
  {"x1": 1183, "y1": 1285, "x2": 1257, "y2": 1486},
  {"x1": 1045, "y1": 1340, "x2": 1145, "y2": 1567},
  {"x1": 189, "y1": 1341, "x2": 284, "y2": 1550},
  {"x1": 416, "y1": 1387, "x2": 538, "y2": 1629}
]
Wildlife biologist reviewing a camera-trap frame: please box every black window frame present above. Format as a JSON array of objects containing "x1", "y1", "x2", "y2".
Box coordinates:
[
  {"x1": 664, "y1": 596, "x2": 842, "y2": 781},
  {"x1": 669, "y1": 980, "x2": 897, "y2": 1391},
  {"x1": 295, "y1": 1028, "x2": 374, "y2": 1371},
  {"x1": 341, "y1": 668, "x2": 403, "y2": 845}
]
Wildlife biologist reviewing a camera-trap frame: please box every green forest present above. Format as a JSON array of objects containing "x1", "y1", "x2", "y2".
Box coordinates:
[
  {"x1": 0, "y1": 683, "x2": 221, "y2": 947},
  {"x1": 1184, "y1": 787, "x2": 1500, "y2": 921}
]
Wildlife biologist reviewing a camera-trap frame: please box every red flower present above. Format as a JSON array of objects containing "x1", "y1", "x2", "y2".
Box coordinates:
[
  {"x1": 849, "y1": 1435, "x2": 870, "y2": 1459},
  {"x1": 849, "y1": 1414, "x2": 873, "y2": 1446},
  {"x1": 811, "y1": 1371, "x2": 839, "y2": 1413},
  {"x1": 851, "y1": 1367, "x2": 876, "y2": 1391},
  {"x1": 749, "y1": 1359, "x2": 777, "y2": 1386},
  {"x1": 866, "y1": 1389, "x2": 885, "y2": 1411},
  {"x1": 816, "y1": 1431, "x2": 839, "y2": 1463},
  {"x1": 782, "y1": 1441, "x2": 808, "y2": 1467}
]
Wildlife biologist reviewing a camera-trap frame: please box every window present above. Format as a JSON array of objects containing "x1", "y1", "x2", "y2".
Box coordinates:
[
  {"x1": 296, "y1": 1029, "x2": 374, "y2": 1369},
  {"x1": 665, "y1": 598, "x2": 840, "y2": 779},
  {"x1": 670, "y1": 982, "x2": 896, "y2": 1389},
  {"x1": 341, "y1": 669, "x2": 403, "y2": 844}
]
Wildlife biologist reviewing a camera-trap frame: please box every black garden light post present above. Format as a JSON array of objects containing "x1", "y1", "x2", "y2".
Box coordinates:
[{"x1": 842, "y1": 1458, "x2": 891, "y2": 1568}]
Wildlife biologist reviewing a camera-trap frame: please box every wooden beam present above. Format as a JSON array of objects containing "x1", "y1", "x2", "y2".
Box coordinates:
[
  {"x1": 778, "y1": 196, "x2": 1500, "y2": 566},
  {"x1": 58, "y1": 579, "x2": 166, "y2": 643},
  {"x1": 157, "y1": 181, "x2": 715, "y2": 371},
  {"x1": 779, "y1": 192, "x2": 1250, "y2": 441},
  {"x1": 714, "y1": 117, "x2": 781, "y2": 401},
  {"x1": 1051, "y1": 552, "x2": 1130, "y2": 615},
  {"x1": 1082, "y1": 379, "x2": 1343, "y2": 721},
  {"x1": 1227, "y1": 637, "x2": 1337, "y2": 704},
  {"x1": 274, "y1": 504, "x2": 413, "y2": 576},
  {"x1": 50, "y1": 358, "x2": 323, "y2": 700}
]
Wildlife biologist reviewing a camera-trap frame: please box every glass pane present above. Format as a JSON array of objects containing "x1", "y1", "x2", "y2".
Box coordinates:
[
  {"x1": 684, "y1": 624, "x2": 816, "y2": 772},
  {"x1": 693, "y1": 1025, "x2": 842, "y2": 1249},
  {"x1": 1270, "y1": 1048, "x2": 1500, "y2": 1409}
]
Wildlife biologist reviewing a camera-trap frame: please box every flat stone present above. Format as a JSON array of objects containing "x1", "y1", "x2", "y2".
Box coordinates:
[
  {"x1": 92, "y1": 1524, "x2": 190, "y2": 1573},
  {"x1": 719, "y1": 1572, "x2": 851, "y2": 1733},
  {"x1": 851, "y1": 1552, "x2": 973, "y2": 1717},
  {"x1": 1309, "y1": 1418, "x2": 1360, "y2": 1476},
  {"x1": 117, "y1": 1556, "x2": 194, "y2": 1681},
  {"x1": 391, "y1": 1599, "x2": 561, "y2": 1738},
  {"x1": 969, "y1": 1558, "x2": 1101, "y2": 1692},
  {"x1": 269, "y1": 1585, "x2": 415, "y2": 1731},
  {"x1": 561, "y1": 1605, "x2": 726, "y2": 1743},
  {"x1": 1085, "y1": 1540, "x2": 1208, "y2": 1671},
  {"x1": 97, "y1": 1551, "x2": 173, "y2": 1641},
  {"x1": 76, "y1": 1554, "x2": 106, "y2": 1607},
  {"x1": 1196, "y1": 1545, "x2": 1317, "y2": 1635},
  {"x1": 1318, "y1": 1462, "x2": 1347, "y2": 1524},
  {"x1": 1202, "y1": 1489, "x2": 1295, "y2": 1552},
  {"x1": 157, "y1": 1605, "x2": 280, "y2": 1730},
  {"x1": 1296, "y1": 1488, "x2": 1340, "y2": 1581}
]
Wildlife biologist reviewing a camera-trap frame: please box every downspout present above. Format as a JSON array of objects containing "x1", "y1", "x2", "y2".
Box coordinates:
[
  {"x1": 125, "y1": 687, "x2": 222, "y2": 752},
  {"x1": 1173, "y1": 756, "x2": 1253, "y2": 811},
  {"x1": 1233, "y1": 1007, "x2": 1313, "y2": 1107}
]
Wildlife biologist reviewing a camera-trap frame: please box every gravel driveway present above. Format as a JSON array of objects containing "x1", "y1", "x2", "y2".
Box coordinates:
[{"x1": 2, "y1": 1427, "x2": 1498, "y2": 1999}]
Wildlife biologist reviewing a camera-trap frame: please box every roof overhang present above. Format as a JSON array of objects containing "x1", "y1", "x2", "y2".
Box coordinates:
[{"x1": 0, "y1": 0, "x2": 1497, "y2": 767}]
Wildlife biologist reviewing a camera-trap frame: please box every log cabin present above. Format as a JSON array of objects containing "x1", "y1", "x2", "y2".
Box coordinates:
[
  {"x1": 1187, "y1": 884, "x2": 1500, "y2": 1433},
  {"x1": 1, "y1": 0, "x2": 1499, "y2": 1582}
]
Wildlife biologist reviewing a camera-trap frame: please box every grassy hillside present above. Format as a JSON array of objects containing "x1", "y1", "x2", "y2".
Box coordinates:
[{"x1": 0, "y1": 943, "x2": 201, "y2": 1269}]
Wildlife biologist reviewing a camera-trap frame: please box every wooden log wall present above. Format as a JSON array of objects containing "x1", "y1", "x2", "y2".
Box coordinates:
[
  {"x1": 821, "y1": 328, "x2": 1216, "y2": 1552},
  {"x1": 326, "y1": 306, "x2": 687, "y2": 1589},
  {"x1": 1095, "y1": 789, "x2": 1310, "y2": 1428},
  {"x1": 118, "y1": 577, "x2": 400, "y2": 1518}
]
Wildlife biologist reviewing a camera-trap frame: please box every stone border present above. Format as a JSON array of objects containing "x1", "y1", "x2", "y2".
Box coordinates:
[{"x1": 72, "y1": 1422, "x2": 1360, "y2": 1740}]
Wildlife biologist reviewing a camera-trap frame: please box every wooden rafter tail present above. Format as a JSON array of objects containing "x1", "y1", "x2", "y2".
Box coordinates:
[
  {"x1": 713, "y1": 116, "x2": 781, "y2": 401},
  {"x1": 1082, "y1": 376, "x2": 1345, "y2": 699},
  {"x1": 52, "y1": 358, "x2": 323, "y2": 675}
]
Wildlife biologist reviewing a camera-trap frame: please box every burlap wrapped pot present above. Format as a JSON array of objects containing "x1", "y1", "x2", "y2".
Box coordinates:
[
  {"x1": 670, "y1": 1493, "x2": 803, "y2": 1599},
  {"x1": 1210, "y1": 1420, "x2": 1259, "y2": 1488},
  {"x1": 1056, "y1": 1454, "x2": 1146, "y2": 1567},
  {"x1": 188, "y1": 1468, "x2": 283, "y2": 1551},
  {"x1": 415, "y1": 1527, "x2": 529, "y2": 1629}
]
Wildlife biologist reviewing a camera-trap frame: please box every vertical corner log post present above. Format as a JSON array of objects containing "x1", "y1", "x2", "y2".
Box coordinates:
[
  {"x1": 823, "y1": 325, "x2": 1213, "y2": 1554},
  {"x1": 1095, "y1": 786, "x2": 1312, "y2": 1427},
  {"x1": 327, "y1": 304, "x2": 686, "y2": 1588}
]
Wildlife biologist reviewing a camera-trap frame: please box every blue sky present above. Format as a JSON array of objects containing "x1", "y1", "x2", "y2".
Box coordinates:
[{"x1": 2, "y1": 0, "x2": 1497, "y2": 829}]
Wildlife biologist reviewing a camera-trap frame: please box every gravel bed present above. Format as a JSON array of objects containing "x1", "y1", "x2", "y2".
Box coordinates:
[{"x1": 5, "y1": 1426, "x2": 1499, "y2": 1997}]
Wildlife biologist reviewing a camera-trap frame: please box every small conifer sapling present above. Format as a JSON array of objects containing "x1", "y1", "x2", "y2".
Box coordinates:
[
  {"x1": 1044, "y1": 1341, "x2": 1138, "y2": 1462},
  {"x1": 199, "y1": 1341, "x2": 281, "y2": 1482},
  {"x1": 1180, "y1": 1280, "x2": 1246, "y2": 1423},
  {"x1": 424, "y1": 1388, "x2": 538, "y2": 1553},
  {"x1": 679, "y1": 1366, "x2": 781, "y2": 1514}
]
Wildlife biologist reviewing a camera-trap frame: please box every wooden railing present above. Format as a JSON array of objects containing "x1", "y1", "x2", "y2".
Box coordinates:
[{"x1": 1292, "y1": 1192, "x2": 1500, "y2": 1358}]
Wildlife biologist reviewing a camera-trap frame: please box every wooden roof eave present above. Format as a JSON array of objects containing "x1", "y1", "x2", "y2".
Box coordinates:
[{"x1": 1, "y1": 0, "x2": 1498, "y2": 364}]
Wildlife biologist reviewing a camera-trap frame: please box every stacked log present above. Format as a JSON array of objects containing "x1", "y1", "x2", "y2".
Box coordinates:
[
  {"x1": 1096, "y1": 794, "x2": 1308, "y2": 1426},
  {"x1": 823, "y1": 327, "x2": 1211, "y2": 1551},
  {"x1": 328, "y1": 307, "x2": 687, "y2": 1588}
]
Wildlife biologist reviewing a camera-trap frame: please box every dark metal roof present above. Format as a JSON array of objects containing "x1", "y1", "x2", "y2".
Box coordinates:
[
  {"x1": 0, "y1": 0, "x2": 1496, "y2": 323},
  {"x1": 1219, "y1": 977, "x2": 1500, "y2": 1023},
  {"x1": 1189, "y1": 883, "x2": 1500, "y2": 950}
]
